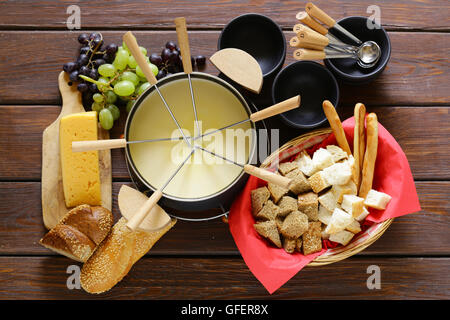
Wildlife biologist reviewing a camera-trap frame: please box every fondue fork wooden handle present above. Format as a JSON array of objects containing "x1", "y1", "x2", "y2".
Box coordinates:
[
  {"x1": 126, "y1": 189, "x2": 163, "y2": 230},
  {"x1": 175, "y1": 17, "x2": 193, "y2": 74},
  {"x1": 250, "y1": 95, "x2": 300, "y2": 122},
  {"x1": 244, "y1": 165, "x2": 291, "y2": 189},
  {"x1": 72, "y1": 139, "x2": 126, "y2": 152},
  {"x1": 123, "y1": 31, "x2": 158, "y2": 85},
  {"x1": 322, "y1": 100, "x2": 352, "y2": 155},
  {"x1": 293, "y1": 48, "x2": 326, "y2": 60},
  {"x1": 305, "y1": 3, "x2": 336, "y2": 28},
  {"x1": 295, "y1": 12, "x2": 328, "y2": 35}
]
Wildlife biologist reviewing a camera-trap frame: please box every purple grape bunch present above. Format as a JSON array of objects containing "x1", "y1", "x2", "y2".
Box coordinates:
[
  {"x1": 62, "y1": 32, "x2": 118, "y2": 107},
  {"x1": 150, "y1": 41, "x2": 207, "y2": 80}
]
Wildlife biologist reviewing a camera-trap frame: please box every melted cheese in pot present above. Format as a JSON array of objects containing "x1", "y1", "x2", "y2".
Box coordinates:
[{"x1": 128, "y1": 77, "x2": 253, "y2": 199}]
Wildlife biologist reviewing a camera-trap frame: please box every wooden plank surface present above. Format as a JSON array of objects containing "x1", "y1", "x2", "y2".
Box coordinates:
[
  {"x1": 0, "y1": 32, "x2": 448, "y2": 106},
  {"x1": 0, "y1": 181, "x2": 447, "y2": 256},
  {"x1": 0, "y1": 0, "x2": 449, "y2": 31},
  {"x1": 1, "y1": 106, "x2": 448, "y2": 181},
  {"x1": 0, "y1": 256, "x2": 448, "y2": 299}
]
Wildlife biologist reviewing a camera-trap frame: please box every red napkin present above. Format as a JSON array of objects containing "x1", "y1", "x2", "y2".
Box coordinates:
[{"x1": 228, "y1": 117, "x2": 421, "y2": 294}]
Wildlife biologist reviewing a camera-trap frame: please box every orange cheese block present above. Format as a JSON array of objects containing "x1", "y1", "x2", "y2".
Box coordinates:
[{"x1": 60, "y1": 111, "x2": 101, "y2": 207}]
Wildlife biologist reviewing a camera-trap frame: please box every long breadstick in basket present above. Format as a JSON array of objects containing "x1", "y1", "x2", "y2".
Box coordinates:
[
  {"x1": 353, "y1": 103, "x2": 366, "y2": 188},
  {"x1": 322, "y1": 100, "x2": 351, "y2": 155},
  {"x1": 359, "y1": 113, "x2": 378, "y2": 198}
]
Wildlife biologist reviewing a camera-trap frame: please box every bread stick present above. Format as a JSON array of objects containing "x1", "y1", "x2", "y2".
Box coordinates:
[
  {"x1": 322, "y1": 100, "x2": 351, "y2": 155},
  {"x1": 359, "y1": 113, "x2": 378, "y2": 198},
  {"x1": 353, "y1": 103, "x2": 366, "y2": 188}
]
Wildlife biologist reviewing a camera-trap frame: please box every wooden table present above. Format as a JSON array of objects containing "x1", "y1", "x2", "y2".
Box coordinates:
[{"x1": 0, "y1": 0, "x2": 449, "y2": 299}]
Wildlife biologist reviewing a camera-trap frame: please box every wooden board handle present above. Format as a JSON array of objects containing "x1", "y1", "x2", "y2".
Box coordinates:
[
  {"x1": 295, "y1": 11, "x2": 328, "y2": 35},
  {"x1": 244, "y1": 165, "x2": 291, "y2": 189},
  {"x1": 123, "y1": 31, "x2": 157, "y2": 85},
  {"x1": 293, "y1": 48, "x2": 326, "y2": 61},
  {"x1": 305, "y1": 2, "x2": 336, "y2": 27},
  {"x1": 174, "y1": 17, "x2": 193, "y2": 74},
  {"x1": 250, "y1": 95, "x2": 300, "y2": 122},
  {"x1": 297, "y1": 28, "x2": 329, "y2": 47},
  {"x1": 126, "y1": 189, "x2": 163, "y2": 230},
  {"x1": 322, "y1": 100, "x2": 351, "y2": 155},
  {"x1": 72, "y1": 139, "x2": 126, "y2": 152},
  {"x1": 289, "y1": 36, "x2": 325, "y2": 50}
]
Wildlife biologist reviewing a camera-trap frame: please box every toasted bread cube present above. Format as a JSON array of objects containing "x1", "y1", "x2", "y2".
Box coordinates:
[
  {"x1": 285, "y1": 169, "x2": 312, "y2": 194},
  {"x1": 278, "y1": 162, "x2": 298, "y2": 175},
  {"x1": 346, "y1": 220, "x2": 361, "y2": 234},
  {"x1": 325, "y1": 208, "x2": 354, "y2": 234},
  {"x1": 294, "y1": 151, "x2": 317, "y2": 176},
  {"x1": 278, "y1": 196, "x2": 298, "y2": 217},
  {"x1": 308, "y1": 171, "x2": 331, "y2": 193},
  {"x1": 280, "y1": 211, "x2": 309, "y2": 239},
  {"x1": 364, "y1": 189, "x2": 392, "y2": 210},
  {"x1": 312, "y1": 148, "x2": 334, "y2": 171},
  {"x1": 267, "y1": 182, "x2": 289, "y2": 204},
  {"x1": 254, "y1": 220, "x2": 282, "y2": 248},
  {"x1": 302, "y1": 221, "x2": 322, "y2": 255},
  {"x1": 329, "y1": 230, "x2": 354, "y2": 246},
  {"x1": 331, "y1": 180, "x2": 357, "y2": 203},
  {"x1": 318, "y1": 205, "x2": 333, "y2": 225},
  {"x1": 355, "y1": 206, "x2": 370, "y2": 222},
  {"x1": 255, "y1": 200, "x2": 280, "y2": 221},
  {"x1": 341, "y1": 194, "x2": 365, "y2": 218},
  {"x1": 326, "y1": 145, "x2": 348, "y2": 162},
  {"x1": 297, "y1": 192, "x2": 319, "y2": 221},
  {"x1": 275, "y1": 216, "x2": 284, "y2": 232},
  {"x1": 318, "y1": 190, "x2": 339, "y2": 212},
  {"x1": 251, "y1": 187, "x2": 270, "y2": 216},
  {"x1": 323, "y1": 162, "x2": 352, "y2": 186},
  {"x1": 283, "y1": 237, "x2": 297, "y2": 254},
  {"x1": 296, "y1": 238, "x2": 303, "y2": 252}
]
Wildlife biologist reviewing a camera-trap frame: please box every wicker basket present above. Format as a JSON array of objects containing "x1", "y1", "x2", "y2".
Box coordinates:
[{"x1": 260, "y1": 128, "x2": 393, "y2": 266}]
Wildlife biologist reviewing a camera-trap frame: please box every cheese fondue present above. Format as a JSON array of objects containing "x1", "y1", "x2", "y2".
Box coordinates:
[{"x1": 128, "y1": 77, "x2": 253, "y2": 199}]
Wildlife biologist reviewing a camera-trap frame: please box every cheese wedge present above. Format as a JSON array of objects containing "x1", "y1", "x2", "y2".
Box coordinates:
[{"x1": 60, "y1": 111, "x2": 101, "y2": 207}]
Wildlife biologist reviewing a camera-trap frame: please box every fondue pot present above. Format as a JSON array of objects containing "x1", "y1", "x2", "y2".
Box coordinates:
[{"x1": 73, "y1": 18, "x2": 300, "y2": 224}]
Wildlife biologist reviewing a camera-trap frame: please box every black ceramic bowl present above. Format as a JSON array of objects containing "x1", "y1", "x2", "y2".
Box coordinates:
[
  {"x1": 324, "y1": 16, "x2": 391, "y2": 85},
  {"x1": 272, "y1": 61, "x2": 339, "y2": 129},
  {"x1": 218, "y1": 13, "x2": 286, "y2": 78}
]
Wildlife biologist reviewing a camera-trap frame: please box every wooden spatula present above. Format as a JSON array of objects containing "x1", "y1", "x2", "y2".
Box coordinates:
[
  {"x1": 210, "y1": 48, "x2": 263, "y2": 94},
  {"x1": 41, "y1": 71, "x2": 112, "y2": 229}
]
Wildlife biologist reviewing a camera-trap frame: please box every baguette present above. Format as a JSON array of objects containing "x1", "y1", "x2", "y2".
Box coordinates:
[
  {"x1": 322, "y1": 100, "x2": 351, "y2": 155},
  {"x1": 39, "y1": 205, "x2": 113, "y2": 262},
  {"x1": 81, "y1": 217, "x2": 176, "y2": 294},
  {"x1": 359, "y1": 113, "x2": 378, "y2": 198},
  {"x1": 353, "y1": 103, "x2": 366, "y2": 188}
]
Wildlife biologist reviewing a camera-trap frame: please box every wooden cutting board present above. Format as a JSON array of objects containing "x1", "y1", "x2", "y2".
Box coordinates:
[{"x1": 41, "y1": 71, "x2": 112, "y2": 229}]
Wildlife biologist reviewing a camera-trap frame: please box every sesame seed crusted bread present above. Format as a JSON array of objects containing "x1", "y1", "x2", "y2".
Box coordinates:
[
  {"x1": 280, "y1": 211, "x2": 309, "y2": 239},
  {"x1": 254, "y1": 220, "x2": 282, "y2": 248},
  {"x1": 255, "y1": 200, "x2": 280, "y2": 221},
  {"x1": 251, "y1": 186, "x2": 270, "y2": 215},
  {"x1": 81, "y1": 217, "x2": 176, "y2": 294},
  {"x1": 285, "y1": 169, "x2": 312, "y2": 195},
  {"x1": 302, "y1": 221, "x2": 322, "y2": 255},
  {"x1": 39, "y1": 204, "x2": 113, "y2": 263},
  {"x1": 278, "y1": 196, "x2": 298, "y2": 217},
  {"x1": 267, "y1": 182, "x2": 289, "y2": 204}
]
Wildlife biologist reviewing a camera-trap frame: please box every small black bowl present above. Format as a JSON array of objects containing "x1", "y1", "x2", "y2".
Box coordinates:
[
  {"x1": 218, "y1": 13, "x2": 286, "y2": 78},
  {"x1": 272, "y1": 61, "x2": 339, "y2": 129},
  {"x1": 324, "y1": 16, "x2": 391, "y2": 85}
]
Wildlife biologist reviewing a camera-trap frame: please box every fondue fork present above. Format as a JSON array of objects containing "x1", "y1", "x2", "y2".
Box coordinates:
[
  {"x1": 126, "y1": 148, "x2": 196, "y2": 230},
  {"x1": 196, "y1": 146, "x2": 291, "y2": 189},
  {"x1": 193, "y1": 95, "x2": 301, "y2": 142},
  {"x1": 175, "y1": 17, "x2": 201, "y2": 139},
  {"x1": 123, "y1": 32, "x2": 192, "y2": 149},
  {"x1": 72, "y1": 136, "x2": 187, "y2": 152}
]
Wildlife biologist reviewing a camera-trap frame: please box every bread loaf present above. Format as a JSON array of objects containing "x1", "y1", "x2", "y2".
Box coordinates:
[
  {"x1": 39, "y1": 204, "x2": 113, "y2": 262},
  {"x1": 81, "y1": 217, "x2": 176, "y2": 294}
]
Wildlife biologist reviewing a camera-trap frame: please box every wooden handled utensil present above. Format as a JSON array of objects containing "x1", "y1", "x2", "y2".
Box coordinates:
[
  {"x1": 293, "y1": 48, "x2": 355, "y2": 61},
  {"x1": 195, "y1": 95, "x2": 301, "y2": 140},
  {"x1": 175, "y1": 17, "x2": 201, "y2": 137},
  {"x1": 289, "y1": 35, "x2": 325, "y2": 51},
  {"x1": 305, "y1": 2, "x2": 362, "y2": 45},
  {"x1": 72, "y1": 136, "x2": 185, "y2": 152}
]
